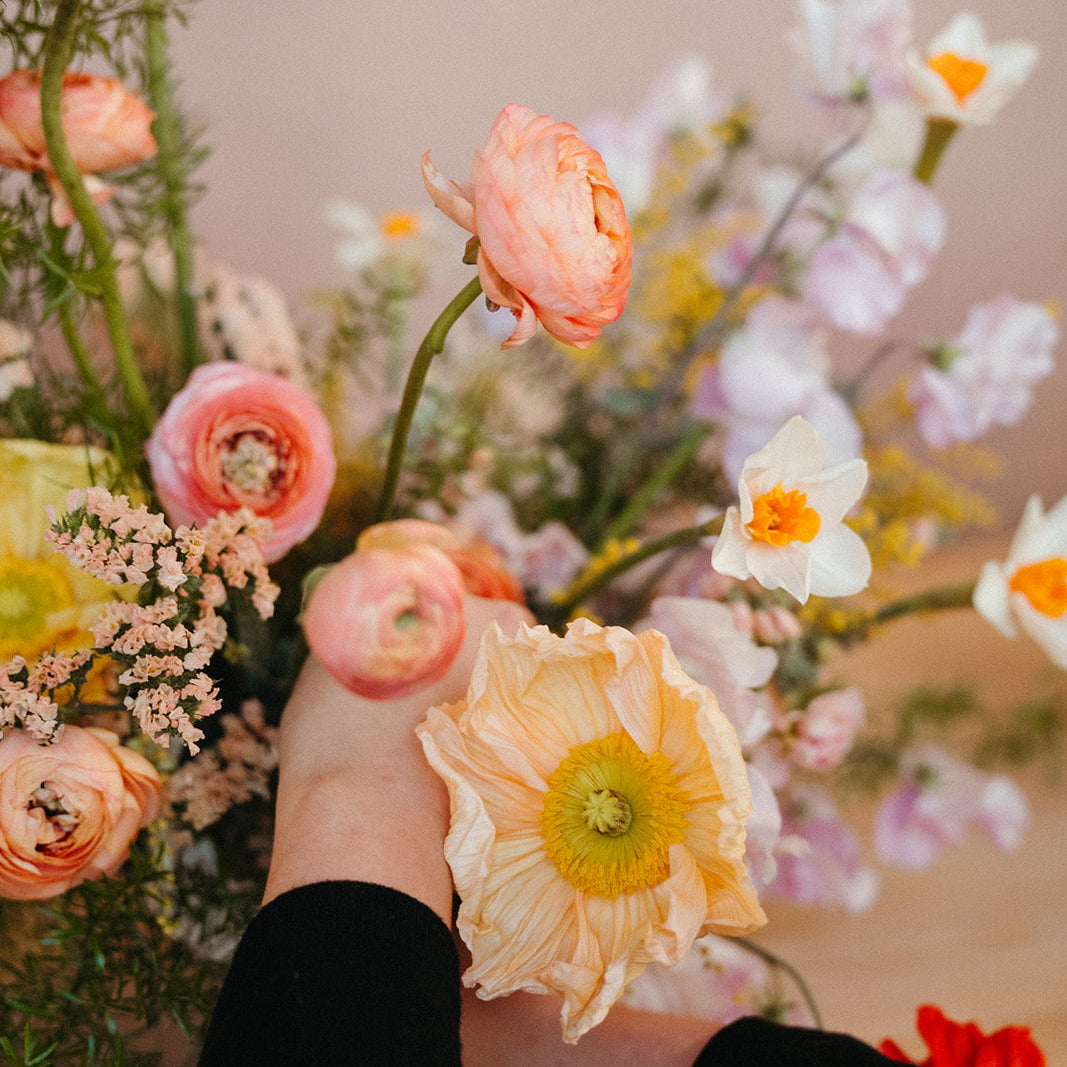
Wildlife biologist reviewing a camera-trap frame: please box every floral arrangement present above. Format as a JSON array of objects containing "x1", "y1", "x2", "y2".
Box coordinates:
[{"x1": 0, "y1": 0, "x2": 1059, "y2": 1061}]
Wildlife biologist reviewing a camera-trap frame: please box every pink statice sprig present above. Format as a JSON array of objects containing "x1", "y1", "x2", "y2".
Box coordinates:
[{"x1": 35, "y1": 489, "x2": 280, "y2": 754}]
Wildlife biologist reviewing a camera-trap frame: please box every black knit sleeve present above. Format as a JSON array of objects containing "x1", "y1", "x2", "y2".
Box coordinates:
[
  {"x1": 694, "y1": 1015, "x2": 898, "y2": 1066},
  {"x1": 198, "y1": 880, "x2": 462, "y2": 1067}
]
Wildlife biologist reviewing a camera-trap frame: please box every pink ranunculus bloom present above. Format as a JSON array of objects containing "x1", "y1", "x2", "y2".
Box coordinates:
[
  {"x1": 0, "y1": 69, "x2": 157, "y2": 226},
  {"x1": 792, "y1": 687, "x2": 866, "y2": 772},
  {"x1": 302, "y1": 537, "x2": 467, "y2": 700},
  {"x1": 908, "y1": 295, "x2": 1058, "y2": 449},
  {"x1": 873, "y1": 744, "x2": 1030, "y2": 869},
  {"x1": 422, "y1": 103, "x2": 632, "y2": 349},
  {"x1": 0, "y1": 725, "x2": 162, "y2": 900},
  {"x1": 802, "y1": 169, "x2": 945, "y2": 335},
  {"x1": 145, "y1": 363, "x2": 336, "y2": 564}
]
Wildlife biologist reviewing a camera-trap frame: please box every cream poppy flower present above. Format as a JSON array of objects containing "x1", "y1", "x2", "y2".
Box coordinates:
[
  {"x1": 907, "y1": 12, "x2": 1038, "y2": 125},
  {"x1": 711, "y1": 415, "x2": 870, "y2": 603},
  {"x1": 973, "y1": 494, "x2": 1067, "y2": 668},
  {"x1": 415, "y1": 618, "x2": 766, "y2": 1043}
]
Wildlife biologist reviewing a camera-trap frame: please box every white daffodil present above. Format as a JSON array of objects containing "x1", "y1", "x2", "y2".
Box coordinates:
[
  {"x1": 907, "y1": 12, "x2": 1038, "y2": 125},
  {"x1": 973, "y1": 494, "x2": 1067, "y2": 668},
  {"x1": 712, "y1": 415, "x2": 870, "y2": 603}
]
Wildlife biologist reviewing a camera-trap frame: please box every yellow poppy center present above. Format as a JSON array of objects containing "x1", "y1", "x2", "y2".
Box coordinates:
[
  {"x1": 746, "y1": 484, "x2": 821, "y2": 546},
  {"x1": 1009, "y1": 557, "x2": 1067, "y2": 618},
  {"x1": 540, "y1": 731, "x2": 689, "y2": 899},
  {"x1": 927, "y1": 52, "x2": 988, "y2": 104},
  {"x1": 0, "y1": 558, "x2": 75, "y2": 653}
]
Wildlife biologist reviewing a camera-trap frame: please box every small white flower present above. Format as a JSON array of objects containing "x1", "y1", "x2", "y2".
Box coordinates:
[
  {"x1": 973, "y1": 494, "x2": 1067, "y2": 668},
  {"x1": 712, "y1": 415, "x2": 870, "y2": 603},
  {"x1": 907, "y1": 12, "x2": 1038, "y2": 125}
]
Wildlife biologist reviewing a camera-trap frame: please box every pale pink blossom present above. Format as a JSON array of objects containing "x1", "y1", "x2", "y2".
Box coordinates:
[
  {"x1": 422, "y1": 103, "x2": 632, "y2": 349},
  {"x1": 874, "y1": 745, "x2": 1030, "y2": 868},
  {"x1": 907, "y1": 13, "x2": 1038, "y2": 126},
  {"x1": 690, "y1": 297, "x2": 863, "y2": 482},
  {"x1": 791, "y1": 687, "x2": 865, "y2": 772},
  {"x1": 802, "y1": 170, "x2": 944, "y2": 335},
  {"x1": 712, "y1": 415, "x2": 871, "y2": 603},
  {"x1": 302, "y1": 537, "x2": 467, "y2": 699},
  {"x1": 638, "y1": 596, "x2": 777, "y2": 750},
  {"x1": 768, "y1": 784, "x2": 879, "y2": 913},
  {"x1": 0, "y1": 725, "x2": 161, "y2": 900},
  {"x1": 145, "y1": 363, "x2": 336, "y2": 563},
  {"x1": 0, "y1": 70, "x2": 157, "y2": 226},
  {"x1": 790, "y1": 0, "x2": 913, "y2": 105},
  {"x1": 908, "y1": 295, "x2": 1058, "y2": 448},
  {"x1": 973, "y1": 493, "x2": 1067, "y2": 669}
]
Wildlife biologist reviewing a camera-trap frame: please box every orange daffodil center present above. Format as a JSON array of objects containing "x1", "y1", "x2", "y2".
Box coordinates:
[
  {"x1": 745, "y1": 484, "x2": 821, "y2": 547},
  {"x1": 540, "y1": 732, "x2": 689, "y2": 898},
  {"x1": 1009, "y1": 557, "x2": 1067, "y2": 619},
  {"x1": 926, "y1": 52, "x2": 988, "y2": 104}
]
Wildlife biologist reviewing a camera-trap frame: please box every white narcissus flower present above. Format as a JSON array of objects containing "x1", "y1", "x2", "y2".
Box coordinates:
[
  {"x1": 907, "y1": 12, "x2": 1038, "y2": 125},
  {"x1": 973, "y1": 494, "x2": 1067, "y2": 669},
  {"x1": 712, "y1": 415, "x2": 871, "y2": 604}
]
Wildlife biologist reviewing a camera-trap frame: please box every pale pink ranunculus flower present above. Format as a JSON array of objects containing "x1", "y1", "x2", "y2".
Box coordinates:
[
  {"x1": 422, "y1": 103, "x2": 632, "y2": 349},
  {"x1": 0, "y1": 69, "x2": 157, "y2": 226},
  {"x1": 874, "y1": 744, "x2": 1030, "y2": 869},
  {"x1": 908, "y1": 295, "x2": 1058, "y2": 449},
  {"x1": 302, "y1": 536, "x2": 467, "y2": 701},
  {"x1": 906, "y1": 12, "x2": 1038, "y2": 126},
  {"x1": 690, "y1": 297, "x2": 863, "y2": 483},
  {"x1": 802, "y1": 169, "x2": 944, "y2": 335},
  {"x1": 792, "y1": 687, "x2": 866, "y2": 772},
  {"x1": 145, "y1": 363, "x2": 336, "y2": 563},
  {"x1": 0, "y1": 725, "x2": 162, "y2": 900}
]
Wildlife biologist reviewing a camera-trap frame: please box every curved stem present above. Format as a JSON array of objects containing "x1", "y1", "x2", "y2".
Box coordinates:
[
  {"x1": 40, "y1": 0, "x2": 155, "y2": 436},
  {"x1": 373, "y1": 274, "x2": 483, "y2": 522},
  {"x1": 144, "y1": 0, "x2": 201, "y2": 376},
  {"x1": 553, "y1": 514, "x2": 724, "y2": 622},
  {"x1": 840, "y1": 580, "x2": 977, "y2": 641},
  {"x1": 735, "y1": 937, "x2": 824, "y2": 1030}
]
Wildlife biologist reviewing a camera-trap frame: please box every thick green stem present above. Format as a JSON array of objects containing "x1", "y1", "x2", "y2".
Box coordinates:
[
  {"x1": 40, "y1": 0, "x2": 155, "y2": 436},
  {"x1": 840, "y1": 579, "x2": 977, "y2": 641},
  {"x1": 553, "y1": 514, "x2": 724, "y2": 622},
  {"x1": 144, "y1": 0, "x2": 200, "y2": 375},
  {"x1": 914, "y1": 118, "x2": 959, "y2": 185},
  {"x1": 373, "y1": 274, "x2": 483, "y2": 521}
]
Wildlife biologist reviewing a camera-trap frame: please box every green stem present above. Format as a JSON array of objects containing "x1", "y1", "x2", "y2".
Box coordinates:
[
  {"x1": 840, "y1": 579, "x2": 977, "y2": 641},
  {"x1": 553, "y1": 514, "x2": 724, "y2": 622},
  {"x1": 144, "y1": 0, "x2": 200, "y2": 375},
  {"x1": 735, "y1": 938, "x2": 824, "y2": 1030},
  {"x1": 40, "y1": 0, "x2": 155, "y2": 436},
  {"x1": 599, "y1": 421, "x2": 710, "y2": 546},
  {"x1": 373, "y1": 274, "x2": 483, "y2": 522},
  {"x1": 914, "y1": 118, "x2": 959, "y2": 185}
]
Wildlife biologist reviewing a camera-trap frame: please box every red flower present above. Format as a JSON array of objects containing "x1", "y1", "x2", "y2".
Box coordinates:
[{"x1": 881, "y1": 1005, "x2": 1046, "y2": 1066}]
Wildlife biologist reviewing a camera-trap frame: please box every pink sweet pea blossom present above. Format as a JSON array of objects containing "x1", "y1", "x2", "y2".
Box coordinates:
[
  {"x1": 908, "y1": 295, "x2": 1058, "y2": 448},
  {"x1": 874, "y1": 745, "x2": 1030, "y2": 869},
  {"x1": 792, "y1": 687, "x2": 865, "y2": 772},
  {"x1": 973, "y1": 493, "x2": 1067, "y2": 669},
  {"x1": 0, "y1": 725, "x2": 161, "y2": 900},
  {"x1": 907, "y1": 13, "x2": 1038, "y2": 126},
  {"x1": 145, "y1": 363, "x2": 336, "y2": 563},
  {"x1": 0, "y1": 70, "x2": 157, "y2": 226},
  {"x1": 802, "y1": 170, "x2": 944, "y2": 335},
  {"x1": 422, "y1": 103, "x2": 632, "y2": 349},
  {"x1": 690, "y1": 297, "x2": 862, "y2": 483}
]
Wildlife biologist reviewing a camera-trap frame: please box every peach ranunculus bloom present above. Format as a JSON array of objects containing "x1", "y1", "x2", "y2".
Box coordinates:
[
  {"x1": 0, "y1": 725, "x2": 162, "y2": 900},
  {"x1": 0, "y1": 69, "x2": 157, "y2": 226},
  {"x1": 416, "y1": 618, "x2": 766, "y2": 1043},
  {"x1": 144, "y1": 362, "x2": 336, "y2": 564},
  {"x1": 302, "y1": 529, "x2": 467, "y2": 700},
  {"x1": 421, "y1": 103, "x2": 632, "y2": 350}
]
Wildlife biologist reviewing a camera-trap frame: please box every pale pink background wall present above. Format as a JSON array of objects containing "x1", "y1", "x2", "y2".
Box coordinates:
[{"x1": 170, "y1": 1, "x2": 1066, "y2": 520}]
